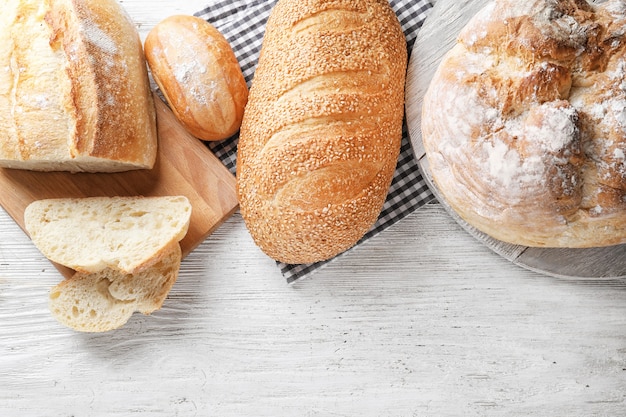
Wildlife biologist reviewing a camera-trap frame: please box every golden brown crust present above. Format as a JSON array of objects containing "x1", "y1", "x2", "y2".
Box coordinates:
[
  {"x1": 237, "y1": 0, "x2": 407, "y2": 264},
  {"x1": 0, "y1": 0, "x2": 156, "y2": 172},
  {"x1": 422, "y1": 0, "x2": 626, "y2": 248},
  {"x1": 144, "y1": 15, "x2": 248, "y2": 141}
]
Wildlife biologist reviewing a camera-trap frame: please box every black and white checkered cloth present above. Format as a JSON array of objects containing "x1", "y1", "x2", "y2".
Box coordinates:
[{"x1": 194, "y1": 0, "x2": 436, "y2": 283}]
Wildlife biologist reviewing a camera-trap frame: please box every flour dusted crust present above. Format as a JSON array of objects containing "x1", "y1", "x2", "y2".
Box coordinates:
[
  {"x1": 0, "y1": 0, "x2": 157, "y2": 172},
  {"x1": 422, "y1": 0, "x2": 626, "y2": 247}
]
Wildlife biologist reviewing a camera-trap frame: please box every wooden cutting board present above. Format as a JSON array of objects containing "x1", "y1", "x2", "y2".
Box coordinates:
[
  {"x1": 405, "y1": 0, "x2": 626, "y2": 280},
  {"x1": 0, "y1": 95, "x2": 239, "y2": 278}
]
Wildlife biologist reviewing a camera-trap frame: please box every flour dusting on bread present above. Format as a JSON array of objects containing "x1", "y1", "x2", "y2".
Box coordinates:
[
  {"x1": 422, "y1": 0, "x2": 626, "y2": 247},
  {"x1": 0, "y1": 0, "x2": 157, "y2": 172}
]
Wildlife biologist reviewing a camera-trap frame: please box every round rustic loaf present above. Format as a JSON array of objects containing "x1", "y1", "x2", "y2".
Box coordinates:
[
  {"x1": 422, "y1": 0, "x2": 626, "y2": 248},
  {"x1": 144, "y1": 15, "x2": 248, "y2": 141}
]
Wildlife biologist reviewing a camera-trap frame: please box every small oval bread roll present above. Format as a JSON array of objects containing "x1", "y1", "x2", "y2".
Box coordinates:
[{"x1": 145, "y1": 15, "x2": 248, "y2": 141}]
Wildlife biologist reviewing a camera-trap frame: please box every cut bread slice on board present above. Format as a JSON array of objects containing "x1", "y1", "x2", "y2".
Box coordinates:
[
  {"x1": 24, "y1": 196, "x2": 192, "y2": 274},
  {"x1": 49, "y1": 243, "x2": 182, "y2": 332}
]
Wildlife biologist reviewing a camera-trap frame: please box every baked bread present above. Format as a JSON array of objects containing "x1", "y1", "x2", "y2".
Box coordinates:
[
  {"x1": 237, "y1": 0, "x2": 407, "y2": 264},
  {"x1": 24, "y1": 196, "x2": 192, "y2": 273},
  {"x1": 0, "y1": 0, "x2": 157, "y2": 172},
  {"x1": 49, "y1": 243, "x2": 181, "y2": 333},
  {"x1": 144, "y1": 15, "x2": 248, "y2": 141},
  {"x1": 421, "y1": 0, "x2": 626, "y2": 248}
]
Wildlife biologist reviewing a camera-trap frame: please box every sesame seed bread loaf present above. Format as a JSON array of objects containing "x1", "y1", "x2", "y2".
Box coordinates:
[
  {"x1": 24, "y1": 196, "x2": 192, "y2": 274},
  {"x1": 236, "y1": 0, "x2": 407, "y2": 264},
  {"x1": 422, "y1": 0, "x2": 626, "y2": 248},
  {"x1": 49, "y1": 243, "x2": 182, "y2": 333},
  {"x1": 0, "y1": 0, "x2": 157, "y2": 172}
]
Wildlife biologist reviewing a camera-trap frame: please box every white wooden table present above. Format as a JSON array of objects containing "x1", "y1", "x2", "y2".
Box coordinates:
[{"x1": 1, "y1": 1, "x2": 625, "y2": 415}]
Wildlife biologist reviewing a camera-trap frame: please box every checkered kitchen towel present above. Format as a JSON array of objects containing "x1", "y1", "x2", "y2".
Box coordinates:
[{"x1": 195, "y1": 0, "x2": 435, "y2": 283}]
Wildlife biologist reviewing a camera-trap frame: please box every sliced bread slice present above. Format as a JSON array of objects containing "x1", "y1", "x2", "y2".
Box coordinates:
[
  {"x1": 24, "y1": 196, "x2": 192, "y2": 273},
  {"x1": 49, "y1": 243, "x2": 182, "y2": 332}
]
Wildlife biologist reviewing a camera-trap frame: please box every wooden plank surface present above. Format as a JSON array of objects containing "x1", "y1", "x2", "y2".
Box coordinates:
[
  {"x1": 0, "y1": 95, "x2": 238, "y2": 278},
  {"x1": 404, "y1": 0, "x2": 626, "y2": 279},
  {"x1": 1, "y1": 204, "x2": 625, "y2": 416}
]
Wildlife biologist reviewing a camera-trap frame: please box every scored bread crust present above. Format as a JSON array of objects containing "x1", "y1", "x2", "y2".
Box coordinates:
[
  {"x1": 49, "y1": 243, "x2": 182, "y2": 333},
  {"x1": 422, "y1": 0, "x2": 626, "y2": 248},
  {"x1": 237, "y1": 0, "x2": 407, "y2": 264},
  {"x1": 0, "y1": 0, "x2": 157, "y2": 172}
]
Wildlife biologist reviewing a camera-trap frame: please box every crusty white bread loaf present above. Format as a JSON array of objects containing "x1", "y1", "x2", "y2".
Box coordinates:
[
  {"x1": 24, "y1": 196, "x2": 192, "y2": 273},
  {"x1": 0, "y1": 0, "x2": 157, "y2": 172},
  {"x1": 422, "y1": 0, "x2": 626, "y2": 248},
  {"x1": 49, "y1": 243, "x2": 181, "y2": 333},
  {"x1": 237, "y1": 0, "x2": 407, "y2": 264},
  {"x1": 144, "y1": 15, "x2": 248, "y2": 141}
]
